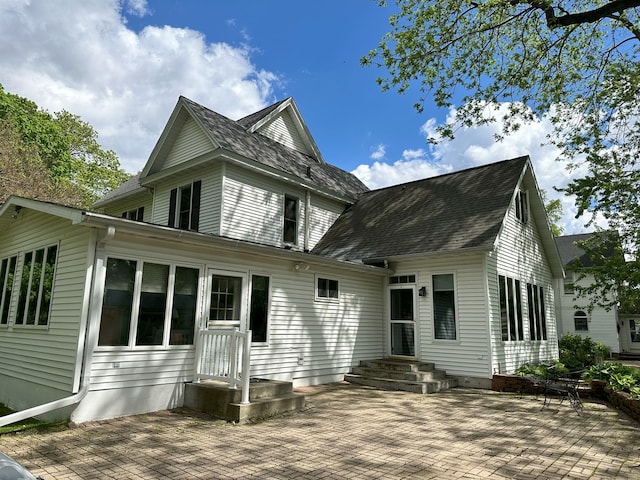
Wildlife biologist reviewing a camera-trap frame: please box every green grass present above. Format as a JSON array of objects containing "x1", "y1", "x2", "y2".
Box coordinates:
[{"x1": 0, "y1": 404, "x2": 68, "y2": 435}]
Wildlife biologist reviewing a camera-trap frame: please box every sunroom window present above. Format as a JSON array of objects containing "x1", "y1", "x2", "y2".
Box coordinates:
[{"x1": 14, "y1": 245, "x2": 58, "y2": 327}]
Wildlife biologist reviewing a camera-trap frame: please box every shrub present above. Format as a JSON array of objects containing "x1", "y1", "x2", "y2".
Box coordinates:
[
  {"x1": 558, "y1": 334, "x2": 610, "y2": 370},
  {"x1": 583, "y1": 362, "x2": 640, "y2": 399}
]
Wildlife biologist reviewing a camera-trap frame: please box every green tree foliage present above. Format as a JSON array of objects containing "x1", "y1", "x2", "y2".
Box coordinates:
[
  {"x1": 541, "y1": 189, "x2": 563, "y2": 237},
  {"x1": 0, "y1": 84, "x2": 130, "y2": 206},
  {"x1": 363, "y1": 0, "x2": 640, "y2": 308}
]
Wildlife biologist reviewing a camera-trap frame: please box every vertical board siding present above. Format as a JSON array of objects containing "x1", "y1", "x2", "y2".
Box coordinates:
[
  {"x1": 488, "y1": 182, "x2": 559, "y2": 374},
  {"x1": 0, "y1": 210, "x2": 90, "y2": 392},
  {"x1": 257, "y1": 111, "x2": 310, "y2": 156},
  {"x1": 163, "y1": 116, "x2": 213, "y2": 169}
]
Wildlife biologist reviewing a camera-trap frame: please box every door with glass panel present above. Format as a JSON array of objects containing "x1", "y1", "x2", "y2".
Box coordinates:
[
  {"x1": 389, "y1": 286, "x2": 416, "y2": 357},
  {"x1": 204, "y1": 270, "x2": 247, "y2": 329}
]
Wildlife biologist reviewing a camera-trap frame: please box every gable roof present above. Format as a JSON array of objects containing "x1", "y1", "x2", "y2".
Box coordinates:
[
  {"x1": 127, "y1": 96, "x2": 367, "y2": 203},
  {"x1": 312, "y1": 156, "x2": 531, "y2": 262},
  {"x1": 555, "y1": 232, "x2": 618, "y2": 268}
]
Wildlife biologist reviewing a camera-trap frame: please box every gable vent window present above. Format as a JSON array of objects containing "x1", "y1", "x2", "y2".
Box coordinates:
[
  {"x1": 515, "y1": 190, "x2": 529, "y2": 224},
  {"x1": 283, "y1": 195, "x2": 298, "y2": 244},
  {"x1": 122, "y1": 207, "x2": 145, "y2": 222},
  {"x1": 169, "y1": 181, "x2": 201, "y2": 231}
]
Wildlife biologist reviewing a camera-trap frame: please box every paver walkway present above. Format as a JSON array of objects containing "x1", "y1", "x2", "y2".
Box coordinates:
[{"x1": 1, "y1": 384, "x2": 639, "y2": 479}]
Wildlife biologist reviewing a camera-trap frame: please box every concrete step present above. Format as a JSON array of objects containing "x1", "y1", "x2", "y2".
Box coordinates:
[
  {"x1": 363, "y1": 359, "x2": 436, "y2": 373},
  {"x1": 184, "y1": 380, "x2": 305, "y2": 422},
  {"x1": 344, "y1": 373, "x2": 458, "y2": 394},
  {"x1": 351, "y1": 366, "x2": 448, "y2": 382}
]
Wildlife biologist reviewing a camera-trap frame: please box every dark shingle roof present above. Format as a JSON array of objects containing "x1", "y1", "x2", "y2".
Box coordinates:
[
  {"x1": 94, "y1": 173, "x2": 143, "y2": 206},
  {"x1": 555, "y1": 232, "x2": 617, "y2": 268},
  {"x1": 311, "y1": 156, "x2": 528, "y2": 261},
  {"x1": 182, "y1": 97, "x2": 368, "y2": 199}
]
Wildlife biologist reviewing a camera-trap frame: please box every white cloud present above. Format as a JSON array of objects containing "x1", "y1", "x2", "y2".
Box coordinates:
[
  {"x1": 370, "y1": 144, "x2": 386, "y2": 160},
  {"x1": 353, "y1": 103, "x2": 601, "y2": 235},
  {"x1": 0, "y1": 0, "x2": 279, "y2": 173}
]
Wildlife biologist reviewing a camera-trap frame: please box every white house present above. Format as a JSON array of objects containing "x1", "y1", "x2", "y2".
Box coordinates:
[
  {"x1": 0, "y1": 96, "x2": 563, "y2": 423},
  {"x1": 554, "y1": 233, "x2": 622, "y2": 354}
]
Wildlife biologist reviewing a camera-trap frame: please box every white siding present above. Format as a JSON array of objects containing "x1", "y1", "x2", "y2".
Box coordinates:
[
  {"x1": 556, "y1": 274, "x2": 619, "y2": 353},
  {"x1": 0, "y1": 210, "x2": 91, "y2": 405},
  {"x1": 392, "y1": 253, "x2": 492, "y2": 380},
  {"x1": 257, "y1": 110, "x2": 310, "y2": 156},
  {"x1": 99, "y1": 191, "x2": 153, "y2": 221},
  {"x1": 488, "y1": 186, "x2": 559, "y2": 374},
  {"x1": 308, "y1": 196, "x2": 345, "y2": 250},
  {"x1": 163, "y1": 116, "x2": 213, "y2": 169},
  {"x1": 89, "y1": 235, "x2": 385, "y2": 393},
  {"x1": 151, "y1": 163, "x2": 222, "y2": 234}
]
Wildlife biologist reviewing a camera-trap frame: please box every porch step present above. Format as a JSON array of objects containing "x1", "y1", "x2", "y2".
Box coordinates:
[
  {"x1": 184, "y1": 379, "x2": 305, "y2": 422},
  {"x1": 344, "y1": 358, "x2": 457, "y2": 394}
]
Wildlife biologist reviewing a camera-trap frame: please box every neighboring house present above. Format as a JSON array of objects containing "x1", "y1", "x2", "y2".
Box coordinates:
[
  {"x1": 554, "y1": 233, "x2": 620, "y2": 354},
  {"x1": 0, "y1": 96, "x2": 563, "y2": 423}
]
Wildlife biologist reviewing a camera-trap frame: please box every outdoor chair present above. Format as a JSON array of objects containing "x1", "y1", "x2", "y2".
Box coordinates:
[{"x1": 536, "y1": 365, "x2": 584, "y2": 414}]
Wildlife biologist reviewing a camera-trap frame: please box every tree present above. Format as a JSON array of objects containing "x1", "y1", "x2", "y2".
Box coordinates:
[
  {"x1": 363, "y1": 1, "x2": 640, "y2": 308},
  {"x1": 542, "y1": 190, "x2": 563, "y2": 237},
  {"x1": 0, "y1": 84, "x2": 130, "y2": 206}
]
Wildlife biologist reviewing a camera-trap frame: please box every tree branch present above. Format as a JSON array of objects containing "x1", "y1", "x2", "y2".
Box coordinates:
[{"x1": 522, "y1": 0, "x2": 640, "y2": 28}]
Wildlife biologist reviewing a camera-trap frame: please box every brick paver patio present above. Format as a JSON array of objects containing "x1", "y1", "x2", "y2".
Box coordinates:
[{"x1": 1, "y1": 384, "x2": 639, "y2": 479}]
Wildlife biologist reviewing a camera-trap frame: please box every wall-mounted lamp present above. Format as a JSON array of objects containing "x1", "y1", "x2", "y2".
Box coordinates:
[
  {"x1": 12, "y1": 206, "x2": 22, "y2": 219},
  {"x1": 418, "y1": 286, "x2": 427, "y2": 297},
  {"x1": 294, "y1": 261, "x2": 309, "y2": 271}
]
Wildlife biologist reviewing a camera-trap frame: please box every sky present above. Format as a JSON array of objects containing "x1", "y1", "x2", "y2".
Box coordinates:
[{"x1": 0, "y1": 0, "x2": 596, "y2": 234}]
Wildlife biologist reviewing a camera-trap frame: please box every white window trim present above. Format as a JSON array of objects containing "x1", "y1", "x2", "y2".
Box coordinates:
[
  {"x1": 96, "y1": 254, "x2": 203, "y2": 351},
  {"x1": 315, "y1": 274, "x2": 340, "y2": 302},
  {"x1": 431, "y1": 271, "x2": 460, "y2": 343}
]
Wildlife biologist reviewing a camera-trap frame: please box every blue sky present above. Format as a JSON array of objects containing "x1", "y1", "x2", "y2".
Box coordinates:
[{"x1": 0, "y1": 0, "x2": 595, "y2": 233}]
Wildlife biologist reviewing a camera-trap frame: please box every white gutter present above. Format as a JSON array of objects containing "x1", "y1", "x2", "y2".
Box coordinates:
[{"x1": 0, "y1": 227, "x2": 112, "y2": 428}]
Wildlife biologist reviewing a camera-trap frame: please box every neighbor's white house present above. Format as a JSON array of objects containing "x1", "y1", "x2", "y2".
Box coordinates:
[{"x1": 0, "y1": 96, "x2": 563, "y2": 423}]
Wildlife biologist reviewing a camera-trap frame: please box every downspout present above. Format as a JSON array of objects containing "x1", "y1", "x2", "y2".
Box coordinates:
[{"x1": 0, "y1": 225, "x2": 115, "y2": 427}]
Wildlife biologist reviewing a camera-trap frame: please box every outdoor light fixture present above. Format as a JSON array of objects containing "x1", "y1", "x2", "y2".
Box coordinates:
[
  {"x1": 418, "y1": 286, "x2": 427, "y2": 297},
  {"x1": 294, "y1": 261, "x2": 309, "y2": 271}
]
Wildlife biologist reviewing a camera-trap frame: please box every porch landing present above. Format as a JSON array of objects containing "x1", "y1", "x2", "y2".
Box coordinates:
[
  {"x1": 345, "y1": 358, "x2": 458, "y2": 393},
  {"x1": 184, "y1": 379, "x2": 305, "y2": 422}
]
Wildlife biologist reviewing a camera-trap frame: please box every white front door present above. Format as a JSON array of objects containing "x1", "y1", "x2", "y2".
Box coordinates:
[
  {"x1": 389, "y1": 285, "x2": 417, "y2": 357},
  {"x1": 627, "y1": 318, "x2": 640, "y2": 354},
  {"x1": 204, "y1": 269, "x2": 248, "y2": 330}
]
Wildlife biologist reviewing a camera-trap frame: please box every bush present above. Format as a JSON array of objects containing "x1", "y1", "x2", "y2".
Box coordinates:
[
  {"x1": 516, "y1": 360, "x2": 568, "y2": 380},
  {"x1": 558, "y1": 334, "x2": 611, "y2": 370},
  {"x1": 583, "y1": 363, "x2": 640, "y2": 399}
]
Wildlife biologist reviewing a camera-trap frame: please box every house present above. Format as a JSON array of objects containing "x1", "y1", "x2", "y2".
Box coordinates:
[
  {"x1": 554, "y1": 233, "x2": 623, "y2": 354},
  {"x1": 0, "y1": 96, "x2": 563, "y2": 424}
]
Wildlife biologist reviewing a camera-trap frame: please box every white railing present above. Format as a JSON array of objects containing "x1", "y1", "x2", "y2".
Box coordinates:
[{"x1": 194, "y1": 328, "x2": 252, "y2": 404}]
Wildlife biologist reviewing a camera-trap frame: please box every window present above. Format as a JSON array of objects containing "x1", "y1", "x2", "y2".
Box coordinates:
[
  {"x1": 317, "y1": 277, "x2": 339, "y2": 300},
  {"x1": 574, "y1": 311, "x2": 589, "y2": 332},
  {"x1": 14, "y1": 245, "x2": 58, "y2": 326},
  {"x1": 515, "y1": 190, "x2": 529, "y2": 224},
  {"x1": 527, "y1": 283, "x2": 547, "y2": 340},
  {"x1": 209, "y1": 275, "x2": 242, "y2": 325},
  {"x1": 283, "y1": 195, "x2": 298, "y2": 244},
  {"x1": 0, "y1": 255, "x2": 18, "y2": 325},
  {"x1": 563, "y1": 272, "x2": 574, "y2": 295},
  {"x1": 433, "y1": 274, "x2": 456, "y2": 340},
  {"x1": 389, "y1": 274, "x2": 416, "y2": 284},
  {"x1": 122, "y1": 207, "x2": 144, "y2": 221},
  {"x1": 168, "y1": 181, "x2": 201, "y2": 231},
  {"x1": 499, "y1": 275, "x2": 524, "y2": 341},
  {"x1": 249, "y1": 275, "x2": 270, "y2": 343},
  {"x1": 98, "y1": 258, "x2": 199, "y2": 347}
]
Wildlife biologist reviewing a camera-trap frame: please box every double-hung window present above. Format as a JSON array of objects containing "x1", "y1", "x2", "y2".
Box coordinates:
[
  {"x1": 574, "y1": 310, "x2": 589, "y2": 332},
  {"x1": 499, "y1": 275, "x2": 524, "y2": 341},
  {"x1": 98, "y1": 258, "x2": 199, "y2": 347},
  {"x1": 433, "y1": 273, "x2": 456, "y2": 340},
  {"x1": 168, "y1": 181, "x2": 201, "y2": 231},
  {"x1": 527, "y1": 283, "x2": 547, "y2": 340},
  {"x1": 283, "y1": 195, "x2": 298, "y2": 244},
  {"x1": 14, "y1": 245, "x2": 58, "y2": 327},
  {"x1": 563, "y1": 272, "x2": 574, "y2": 295}
]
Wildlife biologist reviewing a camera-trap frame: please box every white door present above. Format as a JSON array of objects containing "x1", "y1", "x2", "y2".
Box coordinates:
[
  {"x1": 389, "y1": 285, "x2": 417, "y2": 357},
  {"x1": 204, "y1": 269, "x2": 248, "y2": 330},
  {"x1": 627, "y1": 318, "x2": 640, "y2": 354}
]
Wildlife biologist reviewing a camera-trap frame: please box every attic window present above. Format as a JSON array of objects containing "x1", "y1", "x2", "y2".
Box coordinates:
[
  {"x1": 122, "y1": 207, "x2": 144, "y2": 222},
  {"x1": 515, "y1": 190, "x2": 529, "y2": 224}
]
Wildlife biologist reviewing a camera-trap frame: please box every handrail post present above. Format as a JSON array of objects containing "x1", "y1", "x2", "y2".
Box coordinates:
[
  {"x1": 229, "y1": 328, "x2": 239, "y2": 389},
  {"x1": 193, "y1": 328, "x2": 204, "y2": 383},
  {"x1": 241, "y1": 330, "x2": 252, "y2": 404}
]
